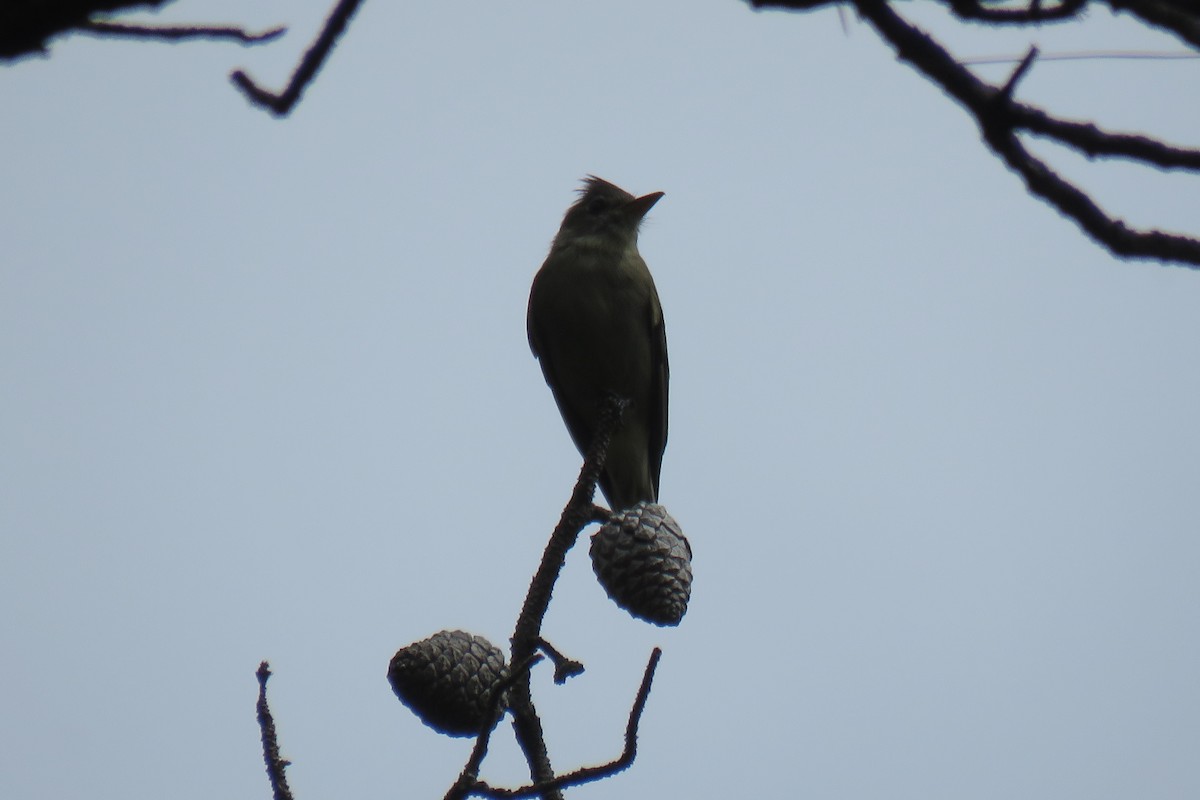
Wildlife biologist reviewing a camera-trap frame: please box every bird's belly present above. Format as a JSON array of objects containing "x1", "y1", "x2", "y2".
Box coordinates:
[{"x1": 549, "y1": 293, "x2": 652, "y2": 399}]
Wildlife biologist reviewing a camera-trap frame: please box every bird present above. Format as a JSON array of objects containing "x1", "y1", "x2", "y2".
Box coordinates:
[{"x1": 527, "y1": 176, "x2": 669, "y2": 511}]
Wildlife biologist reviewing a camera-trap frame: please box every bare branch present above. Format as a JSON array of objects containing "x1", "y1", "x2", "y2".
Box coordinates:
[
  {"x1": 747, "y1": 0, "x2": 833, "y2": 11},
  {"x1": 586, "y1": 504, "x2": 613, "y2": 525},
  {"x1": 497, "y1": 393, "x2": 630, "y2": 800},
  {"x1": 997, "y1": 45, "x2": 1040, "y2": 99},
  {"x1": 1108, "y1": 0, "x2": 1200, "y2": 49},
  {"x1": 510, "y1": 395, "x2": 627, "y2": 656},
  {"x1": 982, "y1": 120, "x2": 1200, "y2": 262},
  {"x1": 471, "y1": 649, "x2": 664, "y2": 799},
  {"x1": 847, "y1": 0, "x2": 1200, "y2": 265},
  {"x1": 1016, "y1": 107, "x2": 1200, "y2": 169},
  {"x1": 1, "y1": 0, "x2": 172, "y2": 60},
  {"x1": 79, "y1": 20, "x2": 286, "y2": 44},
  {"x1": 940, "y1": 0, "x2": 1091, "y2": 23},
  {"x1": 535, "y1": 638, "x2": 586, "y2": 685},
  {"x1": 445, "y1": 654, "x2": 547, "y2": 800},
  {"x1": 754, "y1": 0, "x2": 1200, "y2": 266},
  {"x1": 255, "y1": 662, "x2": 294, "y2": 800},
  {"x1": 231, "y1": 0, "x2": 363, "y2": 117}
]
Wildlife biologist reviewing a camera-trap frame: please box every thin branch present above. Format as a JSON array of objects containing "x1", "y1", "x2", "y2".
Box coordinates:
[
  {"x1": 1016, "y1": 106, "x2": 1200, "y2": 169},
  {"x1": 941, "y1": 0, "x2": 1091, "y2": 23},
  {"x1": 499, "y1": 393, "x2": 629, "y2": 800},
  {"x1": 535, "y1": 638, "x2": 586, "y2": 685},
  {"x1": 1108, "y1": 0, "x2": 1200, "y2": 49},
  {"x1": 996, "y1": 45, "x2": 1039, "y2": 99},
  {"x1": 445, "y1": 654, "x2": 546, "y2": 800},
  {"x1": 510, "y1": 394, "x2": 627, "y2": 654},
  {"x1": 753, "y1": 0, "x2": 1200, "y2": 264},
  {"x1": 992, "y1": 136, "x2": 1200, "y2": 263},
  {"x1": 231, "y1": 0, "x2": 363, "y2": 116},
  {"x1": 79, "y1": 20, "x2": 285, "y2": 44},
  {"x1": 471, "y1": 649, "x2": 664, "y2": 799},
  {"x1": 255, "y1": 662, "x2": 294, "y2": 800},
  {"x1": 747, "y1": 0, "x2": 832, "y2": 11},
  {"x1": 1, "y1": 0, "x2": 171, "y2": 60},
  {"x1": 844, "y1": 0, "x2": 1200, "y2": 266},
  {"x1": 587, "y1": 504, "x2": 613, "y2": 525}
]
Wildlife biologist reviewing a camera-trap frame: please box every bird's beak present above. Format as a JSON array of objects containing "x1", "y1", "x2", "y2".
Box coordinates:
[{"x1": 624, "y1": 191, "x2": 664, "y2": 222}]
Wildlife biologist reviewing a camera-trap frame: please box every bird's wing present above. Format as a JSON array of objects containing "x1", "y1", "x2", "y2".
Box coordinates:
[
  {"x1": 526, "y1": 273, "x2": 544, "y2": 360},
  {"x1": 648, "y1": 288, "x2": 669, "y2": 501},
  {"x1": 527, "y1": 271, "x2": 596, "y2": 459}
]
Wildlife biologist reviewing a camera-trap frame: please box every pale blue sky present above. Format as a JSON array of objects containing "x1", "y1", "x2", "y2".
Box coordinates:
[{"x1": 3, "y1": 2, "x2": 1199, "y2": 798}]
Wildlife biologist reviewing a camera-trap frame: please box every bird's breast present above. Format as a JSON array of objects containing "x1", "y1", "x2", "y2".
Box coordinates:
[{"x1": 534, "y1": 251, "x2": 656, "y2": 397}]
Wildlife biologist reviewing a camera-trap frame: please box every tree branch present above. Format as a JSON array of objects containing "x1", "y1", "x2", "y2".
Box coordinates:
[
  {"x1": 444, "y1": 653, "x2": 547, "y2": 800},
  {"x1": 535, "y1": 638, "x2": 586, "y2": 685},
  {"x1": 997, "y1": 45, "x2": 1040, "y2": 99},
  {"x1": 470, "y1": 649, "x2": 664, "y2": 799},
  {"x1": 1108, "y1": 0, "x2": 1200, "y2": 49},
  {"x1": 493, "y1": 394, "x2": 629, "y2": 800},
  {"x1": 78, "y1": 20, "x2": 286, "y2": 44},
  {"x1": 230, "y1": 0, "x2": 363, "y2": 116},
  {"x1": 853, "y1": 0, "x2": 1200, "y2": 265},
  {"x1": 255, "y1": 662, "x2": 294, "y2": 800},
  {"x1": 1017, "y1": 107, "x2": 1200, "y2": 169},
  {"x1": 1, "y1": 0, "x2": 171, "y2": 60},
  {"x1": 752, "y1": 0, "x2": 1200, "y2": 267},
  {"x1": 940, "y1": 0, "x2": 1091, "y2": 23}
]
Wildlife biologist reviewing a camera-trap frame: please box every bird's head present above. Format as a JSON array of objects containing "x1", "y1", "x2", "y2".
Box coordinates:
[{"x1": 552, "y1": 176, "x2": 664, "y2": 252}]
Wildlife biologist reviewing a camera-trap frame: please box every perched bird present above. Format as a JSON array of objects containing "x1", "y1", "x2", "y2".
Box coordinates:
[{"x1": 527, "y1": 176, "x2": 669, "y2": 511}]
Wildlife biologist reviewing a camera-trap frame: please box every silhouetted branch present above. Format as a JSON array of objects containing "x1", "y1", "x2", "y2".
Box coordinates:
[
  {"x1": 1, "y1": 0, "x2": 171, "y2": 60},
  {"x1": 445, "y1": 653, "x2": 547, "y2": 800},
  {"x1": 1017, "y1": 107, "x2": 1200, "y2": 169},
  {"x1": 997, "y1": 46, "x2": 1040, "y2": 99},
  {"x1": 79, "y1": 20, "x2": 286, "y2": 43},
  {"x1": 942, "y1": 0, "x2": 1089, "y2": 23},
  {"x1": 751, "y1": 0, "x2": 1200, "y2": 267},
  {"x1": 231, "y1": 0, "x2": 363, "y2": 116},
  {"x1": 1111, "y1": 0, "x2": 1200, "y2": 49},
  {"x1": 255, "y1": 662, "x2": 294, "y2": 800},
  {"x1": 1, "y1": 1, "x2": 283, "y2": 60},
  {"x1": 499, "y1": 393, "x2": 629, "y2": 800},
  {"x1": 535, "y1": 638, "x2": 586, "y2": 685},
  {"x1": 857, "y1": 0, "x2": 1200, "y2": 265},
  {"x1": 586, "y1": 504, "x2": 613, "y2": 524},
  {"x1": 469, "y1": 649, "x2": 663, "y2": 799}
]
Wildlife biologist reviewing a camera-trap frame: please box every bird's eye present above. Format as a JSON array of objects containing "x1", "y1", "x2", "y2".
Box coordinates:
[{"x1": 587, "y1": 197, "x2": 610, "y2": 215}]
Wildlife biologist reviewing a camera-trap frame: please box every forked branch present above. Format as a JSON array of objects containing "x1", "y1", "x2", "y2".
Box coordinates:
[{"x1": 751, "y1": 0, "x2": 1200, "y2": 267}]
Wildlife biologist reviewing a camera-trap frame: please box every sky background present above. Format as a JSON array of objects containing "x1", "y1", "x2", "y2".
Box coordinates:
[{"x1": 3, "y1": 1, "x2": 1199, "y2": 798}]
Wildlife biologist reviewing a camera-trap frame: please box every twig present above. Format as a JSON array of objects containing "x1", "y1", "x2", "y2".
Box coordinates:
[
  {"x1": 471, "y1": 649, "x2": 664, "y2": 799},
  {"x1": 996, "y1": 46, "x2": 1039, "y2": 100},
  {"x1": 79, "y1": 21, "x2": 286, "y2": 44},
  {"x1": 1111, "y1": 0, "x2": 1200, "y2": 50},
  {"x1": 231, "y1": 0, "x2": 363, "y2": 116},
  {"x1": 445, "y1": 654, "x2": 546, "y2": 800},
  {"x1": 501, "y1": 394, "x2": 629, "y2": 800},
  {"x1": 751, "y1": 0, "x2": 1200, "y2": 265},
  {"x1": 255, "y1": 662, "x2": 294, "y2": 800},
  {"x1": 942, "y1": 0, "x2": 1089, "y2": 23},
  {"x1": 1, "y1": 1, "x2": 159, "y2": 60},
  {"x1": 587, "y1": 504, "x2": 613, "y2": 524},
  {"x1": 535, "y1": 638, "x2": 586, "y2": 685},
  {"x1": 1016, "y1": 107, "x2": 1200, "y2": 169},
  {"x1": 850, "y1": 0, "x2": 1200, "y2": 266}
]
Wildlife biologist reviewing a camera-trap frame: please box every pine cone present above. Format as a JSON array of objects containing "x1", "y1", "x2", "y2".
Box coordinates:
[
  {"x1": 387, "y1": 630, "x2": 509, "y2": 737},
  {"x1": 590, "y1": 501, "x2": 692, "y2": 626}
]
